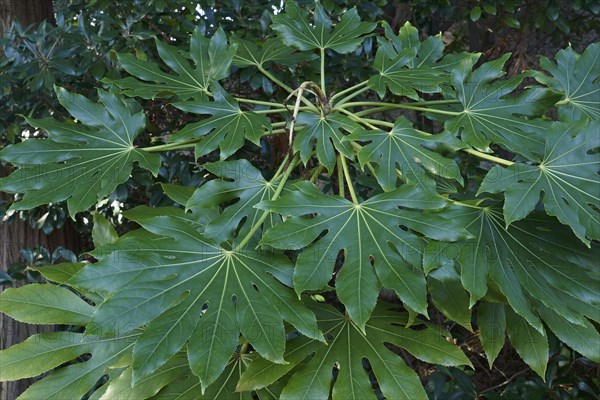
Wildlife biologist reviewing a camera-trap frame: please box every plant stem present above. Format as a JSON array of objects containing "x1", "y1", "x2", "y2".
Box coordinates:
[
  {"x1": 337, "y1": 155, "x2": 345, "y2": 198},
  {"x1": 320, "y1": 48, "x2": 326, "y2": 98},
  {"x1": 334, "y1": 86, "x2": 371, "y2": 107},
  {"x1": 329, "y1": 81, "x2": 369, "y2": 103},
  {"x1": 257, "y1": 65, "x2": 294, "y2": 94},
  {"x1": 236, "y1": 98, "x2": 285, "y2": 107},
  {"x1": 337, "y1": 101, "x2": 461, "y2": 116},
  {"x1": 233, "y1": 154, "x2": 299, "y2": 252},
  {"x1": 309, "y1": 165, "x2": 325, "y2": 183},
  {"x1": 143, "y1": 140, "x2": 199, "y2": 153},
  {"x1": 336, "y1": 108, "x2": 380, "y2": 130},
  {"x1": 463, "y1": 149, "x2": 514, "y2": 166},
  {"x1": 339, "y1": 155, "x2": 358, "y2": 204}
]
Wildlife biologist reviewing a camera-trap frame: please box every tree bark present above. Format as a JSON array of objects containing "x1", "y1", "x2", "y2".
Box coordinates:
[{"x1": 0, "y1": 2, "x2": 83, "y2": 398}]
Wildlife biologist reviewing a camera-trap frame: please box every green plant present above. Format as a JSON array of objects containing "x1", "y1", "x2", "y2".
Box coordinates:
[{"x1": 0, "y1": 1, "x2": 598, "y2": 398}]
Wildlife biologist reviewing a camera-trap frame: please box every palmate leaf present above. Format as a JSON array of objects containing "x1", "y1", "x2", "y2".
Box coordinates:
[
  {"x1": 445, "y1": 55, "x2": 561, "y2": 160},
  {"x1": 479, "y1": 119, "x2": 600, "y2": 244},
  {"x1": 534, "y1": 43, "x2": 599, "y2": 121},
  {"x1": 186, "y1": 159, "x2": 285, "y2": 245},
  {"x1": 345, "y1": 116, "x2": 465, "y2": 191},
  {"x1": 232, "y1": 35, "x2": 317, "y2": 68},
  {"x1": 294, "y1": 112, "x2": 359, "y2": 172},
  {"x1": 426, "y1": 204, "x2": 600, "y2": 334},
  {"x1": 237, "y1": 302, "x2": 471, "y2": 400},
  {"x1": 272, "y1": 0, "x2": 375, "y2": 53},
  {"x1": 258, "y1": 181, "x2": 472, "y2": 329},
  {"x1": 69, "y1": 209, "x2": 323, "y2": 390},
  {"x1": 368, "y1": 22, "x2": 449, "y2": 99},
  {"x1": 0, "y1": 87, "x2": 161, "y2": 215},
  {"x1": 170, "y1": 85, "x2": 271, "y2": 160},
  {"x1": 107, "y1": 27, "x2": 236, "y2": 100}
]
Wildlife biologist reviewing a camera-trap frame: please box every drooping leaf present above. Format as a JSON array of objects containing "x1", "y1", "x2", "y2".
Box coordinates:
[
  {"x1": 106, "y1": 27, "x2": 236, "y2": 100},
  {"x1": 238, "y1": 302, "x2": 470, "y2": 400},
  {"x1": 477, "y1": 302, "x2": 506, "y2": 367},
  {"x1": 272, "y1": 0, "x2": 376, "y2": 53},
  {"x1": 439, "y1": 205, "x2": 600, "y2": 333},
  {"x1": 186, "y1": 159, "x2": 284, "y2": 244},
  {"x1": 69, "y1": 210, "x2": 322, "y2": 390},
  {"x1": 534, "y1": 43, "x2": 599, "y2": 120},
  {"x1": 505, "y1": 308, "x2": 549, "y2": 378},
  {"x1": 259, "y1": 181, "x2": 471, "y2": 329},
  {"x1": 171, "y1": 85, "x2": 271, "y2": 160},
  {"x1": 345, "y1": 116, "x2": 464, "y2": 191},
  {"x1": 445, "y1": 55, "x2": 561, "y2": 159},
  {"x1": 0, "y1": 87, "x2": 161, "y2": 215},
  {"x1": 92, "y1": 211, "x2": 118, "y2": 246},
  {"x1": 368, "y1": 22, "x2": 448, "y2": 98},
  {"x1": 428, "y1": 264, "x2": 473, "y2": 331},
  {"x1": 0, "y1": 332, "x2": 134, "y2": 399},
  {"x1": 0, "y1": 284, "x2": 94, "y2": 326},
  {"x1": 479, "y1": 119, "x2": 600, "y2": 244}
]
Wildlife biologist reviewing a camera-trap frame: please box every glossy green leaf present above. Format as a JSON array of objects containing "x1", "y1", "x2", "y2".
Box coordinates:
[
  {"x1": 69, "y1": 210, "x2": 321, "y2": 389},
  {"x1": 505, "y1": 308, "x2": 548, "y2": 378},
  {"x1": 239, "y1": 302, "x2": 470, "y2": 400},
  {"x1": 0, "y1": 332, "x2": 133, "y2": 399},
  {"x1": 368, "y1": 22, "x2": 448, "y2": 98},
  {"x1": 107, "y1": 27, "x2": 235, "y2": 100},
  {"x1": 272, "y1": 0, "x2": 375, "y2": 53},
  {"x1": 293, "y1": 112, "x2": 359, "y2": 172},
  {"x1": 428, "y1": 264, "x2": 473, "y2": 331},
  {"x1": 0, "y1": 88, "x2": 161, "y2": 215},
  {"x1": 0, "y1": 284, "x2": 94, "y2": 326},
  {"x1": 171, "y1": 85, "x2": 271, "y2": 159},
  {"x1": 535, "y1": 43, "x2": 599, "y2": 120},
  {"x1": 186, "y1": 159, "x2": 283, "y2": 244},
  {"x1": 445, "y1": 55, "x2": 561, "y2": 159},
  {"x1": 92, "y1": 211, "x2": 118, "y2": 246},
  {"x1": 232, "y1": 35, "x2": 317, "y2": 68},
  {"x1": 477, "y1": 302, "x2": 506, "y2": 367},
  {"x1": 480, "y1": 120, "x2": 600, "y2": 244},
  {"x1": 345, "y1": 116, "x2": 464, "y2": 191},
  {"x1": 259, "y1": 181, "x2": 471, "y2": 329}
]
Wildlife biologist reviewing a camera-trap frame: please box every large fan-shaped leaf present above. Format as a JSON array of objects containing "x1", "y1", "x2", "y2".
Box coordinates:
[
  {"x1": 445, "y1": 55, "x2": 561, "y2": 159},
  {"x1": 107, "y1": 27, "x2": 235, "y2": 100},
  {"x1": 479, "y1": 119, "x2": 600, "y2": 243},
  {"x1": 534, "y1": 43, "x2": 599, "y2": 121},
  {"x1": 272, "y1": 0, "x2": 375, "y2": 53},
  {"x1": 258, "y1": 181, "x2": 471, "y2": 329},
  {"x1": 237, "y1": 302, "x2": 470, "y2": 400},
  {"x1": 186, "y1": 159, "x2": 285, "y2": 244},
  {"x1": 0, "y1": 87, "x2": 161, "y2": 215},
  {"x1": 69, "y1": 210, "x2": 322, "y2": 390},
  {"x1": 232, "y1": 35, "x2": 317, "y2": 68},
  {"x1": 171, "y1": 85, "x2": 271, "y2": 159},
  {"x1": 345, "y1": 116, "x2": 464, "y2": 191}
]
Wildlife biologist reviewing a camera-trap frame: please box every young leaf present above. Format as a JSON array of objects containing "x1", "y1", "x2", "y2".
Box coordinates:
[
  {"x1": 107, "y1": 27, "x2": 236, "y2": 100},
  {"x1": 293, "y1": 112, "x2": 359, "y2": 173},
  {"x1": 445, "y1": 55, "x2": 561, "y2": 159},
  {"x1": 534, "y1": 43, "x2": 599, "y2": 120},
  {"x1": 259, "y1": 181, "x2": 471, "y2": 329},
  {"x1": 171, "y1": 85, "x2": 271, "y2": 159},
  {"x1": 0, "y1": 88, "x2": 161, "y2": 215},
  {"x1": 345, "y1": 116, "x2": 464, "y2": 191},
  {"x1": 272, "y1": 0, "x2": 376, "y2": 53},
  {"x1": 69, "y1": 211, "x2": 322, "y2": 390},
  {"x1": 479, "y1": 119, "x2": 600, "y2": 244},
  {"x1": 238, "y1": 302, "x2": 470, "y2": 400}
]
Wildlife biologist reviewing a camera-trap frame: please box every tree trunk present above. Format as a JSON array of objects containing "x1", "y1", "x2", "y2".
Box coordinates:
[
  {"x1": 0, "y1": 2, "x2": 83, "y2": 398},
  {"x1": 0, "y1": 0, "x2": 55, "y2": 32}
]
